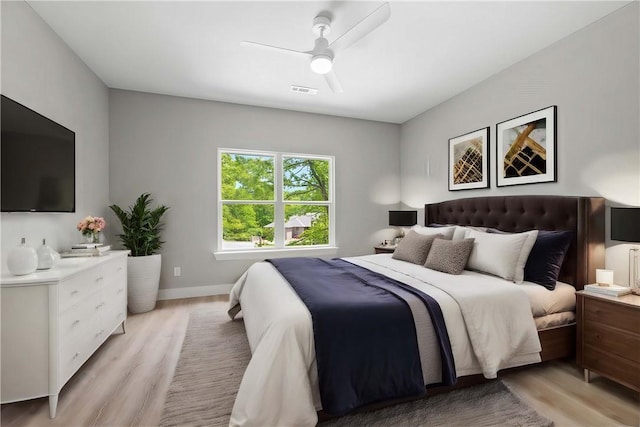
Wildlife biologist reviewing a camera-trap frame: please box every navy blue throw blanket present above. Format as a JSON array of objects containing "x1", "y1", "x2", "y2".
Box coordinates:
[{"x1": 266, "y1": 257, "x2": 455, "y2": 415}]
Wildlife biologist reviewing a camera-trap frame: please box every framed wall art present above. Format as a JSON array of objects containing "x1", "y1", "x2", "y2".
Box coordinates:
[
  {"x1": 448, "y1": 127, "x2": 489, "y2": 191},
  {"x1": 496, "y1": 106, "x2": 557, "y2": 187}
]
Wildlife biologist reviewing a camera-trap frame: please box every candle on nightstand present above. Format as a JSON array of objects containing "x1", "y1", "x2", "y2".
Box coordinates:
[{"x1": 596, "y1": 269, "x2": 614, "y2": 287}]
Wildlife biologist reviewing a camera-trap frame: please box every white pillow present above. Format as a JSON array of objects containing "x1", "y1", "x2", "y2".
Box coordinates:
[
  {"x1": 484, "y1": 229, "x2": 539, "y2": 283},
  {"x1": 412, "y1": 224, "x2": 455, "y2": 240},
  {"x1": 465, "y1": 229, "x2": 534, "y2": 281},
  {"x1": 452, "y1": 225, "x2": 487, "y2": 241},
  {"x1": 513, "y1": 230, "x2": 538, "y2": 283}
]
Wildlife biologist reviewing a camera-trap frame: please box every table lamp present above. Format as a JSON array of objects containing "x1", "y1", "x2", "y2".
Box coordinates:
[
  {"x1": 610, "y1": 207, "x2": 640, "y2": 295},
  {"x1": 595, "y1": 269, "x2": 614, "y2": 287},
  {"x1": 389, "y1": 210, "x2": 417, "y2": 244}
]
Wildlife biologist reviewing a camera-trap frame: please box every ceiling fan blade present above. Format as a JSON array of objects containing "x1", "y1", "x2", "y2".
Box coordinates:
[
  {"x1": 329, "y1": 2, "x2": 390, "y2": 52},
  {"x1": 324, "y1": 69, "x2": 343, "y2": 93},
  {"x1": 241, "y1": 41, "x2": 311, "y2": 58}
]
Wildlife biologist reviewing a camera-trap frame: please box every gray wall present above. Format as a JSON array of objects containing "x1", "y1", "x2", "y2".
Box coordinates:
[
  {"x1": 109, "y1": 90, "x2": 400, "y2": 292},
  {"x1": 4, "y1": 0, "x2": 637, "y2": 290},
  {"x1": 1, "y1": 1, "x2": 110, "y2": 268},
  {"x1": 400, "y1": 3, "x2": 640, "y2": 283}
]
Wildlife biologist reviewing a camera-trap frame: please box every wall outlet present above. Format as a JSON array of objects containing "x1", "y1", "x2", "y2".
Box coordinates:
[{"x1": 173, "y1": 267, "x2": 181, "y2": 277}]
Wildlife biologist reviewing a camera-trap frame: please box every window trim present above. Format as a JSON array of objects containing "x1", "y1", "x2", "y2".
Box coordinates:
[
  {"x1": 216, "y1": 148, "x2": 335, "y2": 256},
  {"x1": 213, "y1": 246, "x2": 339, "y2": 261}
]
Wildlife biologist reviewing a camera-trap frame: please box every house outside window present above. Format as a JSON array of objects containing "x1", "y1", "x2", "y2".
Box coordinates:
[{"x1": 217, "y1": 149, "x2": 334, "y2": 254}]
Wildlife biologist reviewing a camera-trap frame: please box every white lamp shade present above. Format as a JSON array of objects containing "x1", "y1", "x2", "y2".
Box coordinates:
[
  {"x1": 595, "y1": 269, "x2": 614, "y2": 285},
  {"x1": 310, "y1": 55, "x2": 332, "y2": 74}
]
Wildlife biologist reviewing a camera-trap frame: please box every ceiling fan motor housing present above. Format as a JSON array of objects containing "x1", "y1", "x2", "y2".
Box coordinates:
[{"x1": 313, "y1": 37, "x2": 331, "y2": 56}]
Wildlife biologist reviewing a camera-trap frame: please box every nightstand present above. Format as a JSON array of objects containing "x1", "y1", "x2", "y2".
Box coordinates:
[
  {"x1": 374, "y1": 245, "x2": 396, "y2": 254},
  {"x1": 576, "y1": 290, "x2": 640, "y2": 392}
]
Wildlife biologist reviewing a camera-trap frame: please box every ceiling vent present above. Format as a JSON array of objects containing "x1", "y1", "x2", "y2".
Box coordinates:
[{"x1": 290, "y1": 85, "x2": 318, "y2": 95}]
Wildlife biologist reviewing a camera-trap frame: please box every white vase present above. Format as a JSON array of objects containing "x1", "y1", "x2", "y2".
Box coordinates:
[
  {"x1": 7, "y1": 238, "x2": 38, "y2": 276},
  {"x1": 36, "y1": 239, "x2": 59, "y2": 270},
  {"x1": 127, "y1": 254, "x2": 161, "y2": 314}
]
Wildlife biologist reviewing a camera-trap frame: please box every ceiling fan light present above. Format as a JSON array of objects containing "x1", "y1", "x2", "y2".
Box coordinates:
[{"x1": 310, "y1": 55, "x2": 332, "y2": 74}]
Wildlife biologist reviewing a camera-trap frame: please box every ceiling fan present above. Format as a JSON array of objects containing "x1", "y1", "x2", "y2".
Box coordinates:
[{"x1": 241, "y1": 2, "x2": 391, "y2": 93}]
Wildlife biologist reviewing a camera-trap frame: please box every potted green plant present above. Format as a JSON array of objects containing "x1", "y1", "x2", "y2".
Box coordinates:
[{"x1": 110, "y1": 193, "x2": 169, "y2": 314}]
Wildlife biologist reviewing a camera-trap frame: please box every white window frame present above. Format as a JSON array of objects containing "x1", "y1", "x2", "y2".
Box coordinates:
[{"x1": 214, "y1": 148, "x2": 337, "y2": 260}]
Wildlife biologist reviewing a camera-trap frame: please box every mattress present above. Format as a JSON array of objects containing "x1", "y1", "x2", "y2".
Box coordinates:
[
  {"x1": 534, "y1": 311, "x2": 575, "y2": 329},
  {"x1": 519, "y1": 281, "x2": 576, "y2": 317}
]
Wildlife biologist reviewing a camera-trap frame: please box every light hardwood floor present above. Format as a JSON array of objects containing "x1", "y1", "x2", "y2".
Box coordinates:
[{"x1": 1, "y1": 296, "x2": 638, "y2": 426}]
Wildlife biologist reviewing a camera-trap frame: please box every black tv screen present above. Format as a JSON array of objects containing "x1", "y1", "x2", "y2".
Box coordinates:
[{"x1": 1, "y1": 95, "x2": 75, "y2": 212}]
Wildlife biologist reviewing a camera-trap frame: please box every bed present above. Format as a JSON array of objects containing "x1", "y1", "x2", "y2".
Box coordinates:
[
  {"x1": 228, "y1": 195, "x2": 605, "y2": 427},
  {"x1": 424, "y1": 195, "x2": 604, "y2": 361}
]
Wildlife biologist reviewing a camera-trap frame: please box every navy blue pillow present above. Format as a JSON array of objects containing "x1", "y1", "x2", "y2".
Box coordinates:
[{"x1": 523, "y1": 230, "x2": 573, "y2": 290}]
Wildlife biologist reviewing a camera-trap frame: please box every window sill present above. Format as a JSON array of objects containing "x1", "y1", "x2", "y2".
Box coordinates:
[{"x1": 213, "y1": 246, "x2": 339, "y2": 261}]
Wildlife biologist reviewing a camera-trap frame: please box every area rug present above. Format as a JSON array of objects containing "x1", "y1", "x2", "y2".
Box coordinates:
[{"x1": 160, "y1": 305, "x2": 553, "y2": 427}]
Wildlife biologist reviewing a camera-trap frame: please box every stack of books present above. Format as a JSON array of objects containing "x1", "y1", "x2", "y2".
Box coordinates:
[
  {"x1": 584, "y1": 283, "x2": 632, "y2": 297},
  {"x1": 61, "y1": 243, "x2": 111, "y2": 258}
]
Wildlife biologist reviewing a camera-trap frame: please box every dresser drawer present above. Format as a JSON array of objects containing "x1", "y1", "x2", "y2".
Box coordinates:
[
  {"x1": 102, "y1": 305, "x2": 127, "y2": 337},
  {"x1": 583, "y1": 321, "x2": 640, "y2": 363},
  {"x1": 583, "y1": 344, "x2": 640, "y2": 390},
  {"x1": 103, "y1": 280, "x2": 126, "y2": 311},
  {"x1": 60, "y1": 313, "x2": 101, "y2": 384},
  {"x1": 59, "y1": 270, "x2": 103, "y2": 313},
  {"x1": 59, "y1": 291, "x2": 101, "y2": 342},
  {"x1": 59, "y1": 344, "x2": 84, "y2": 386},
  {"x1": 101, "y1": 257, "x2": 126, "y2": 282},
  {"x1": 584, "y1": 297, "x2": 640, "y2": 335},
  {"x1": 101, "y1": 258, "x2": 126, "y2": 304}
]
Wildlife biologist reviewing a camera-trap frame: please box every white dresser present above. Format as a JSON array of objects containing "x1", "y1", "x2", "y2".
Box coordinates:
[{"x1": 1, "y1": 251, "x2": 128, "y2": 418}]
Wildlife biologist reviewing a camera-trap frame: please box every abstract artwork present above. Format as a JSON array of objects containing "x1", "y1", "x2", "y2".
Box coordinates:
[
  {"x1": 496, "y1": 106, "x2": 557, "y2": 187},
  {"x1": 448, "y1": 127, "x2": 489, "y2": 191}
]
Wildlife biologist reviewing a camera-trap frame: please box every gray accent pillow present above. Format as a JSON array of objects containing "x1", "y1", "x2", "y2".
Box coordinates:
[
  {"x1": 392, "y1": 230, "x2": 442, "y2": 265},
  {"x1": 424, "y1": 238, "x2": 475, "y2": 275}
]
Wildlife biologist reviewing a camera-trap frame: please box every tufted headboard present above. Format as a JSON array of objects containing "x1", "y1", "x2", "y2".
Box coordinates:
[{"x1": 425, "y1": 195, "x2": 605, "y2": 289}]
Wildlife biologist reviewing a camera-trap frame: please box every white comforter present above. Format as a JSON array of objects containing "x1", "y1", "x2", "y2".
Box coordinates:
[{"x1": 228, "y1": 255, "x2": 541, "y2": 427}]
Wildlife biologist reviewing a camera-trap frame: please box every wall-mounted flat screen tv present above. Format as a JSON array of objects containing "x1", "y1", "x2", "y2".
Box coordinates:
[{"x1": 1, "y1": 95, "x2": 75, "y2": 212}]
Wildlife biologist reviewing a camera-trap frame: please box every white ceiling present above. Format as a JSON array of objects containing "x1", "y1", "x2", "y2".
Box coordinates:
[{"x1": 28, "y1": 1, "x2": 630, "y2": 124}]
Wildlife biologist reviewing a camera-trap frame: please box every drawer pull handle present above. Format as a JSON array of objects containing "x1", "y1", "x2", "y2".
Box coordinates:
[
  {"x1": 117, "y1": 289, "x2": 124, "y2": 294},
  {"x1": 72, "y1": 320, "x2": 80, "y2": 326},
  {"x1": 70, "y1": 290, "x2": 79, "y2": 296},
  {"x1": 72, "y1": 352, "x2": 80, "y2": 360},
  {"x1": 95, "y1": 331, "x2": 102, "y2": 338},
  {"x1": 96, "y1": 277, "x2": 104, "y2": 282},
  {"x1": 95, "y1": 302, "x2": 105, "y2": 310}
]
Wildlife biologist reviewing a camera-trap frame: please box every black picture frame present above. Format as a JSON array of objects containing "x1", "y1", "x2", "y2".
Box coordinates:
[
  {"x1": 496, "y1": 106, "x2": 557, "y2": 187},
  {"x1": 448, "y1": 127, "x2": 490, "y2": 191}
]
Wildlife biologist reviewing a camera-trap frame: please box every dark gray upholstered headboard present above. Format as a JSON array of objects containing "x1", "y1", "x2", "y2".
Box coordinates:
[{"x1": 424, "y1": 195, "x2": 605, "y2": 289}]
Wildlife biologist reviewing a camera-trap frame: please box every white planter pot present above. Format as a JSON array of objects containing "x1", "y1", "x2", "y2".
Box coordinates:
[{"x1": 127, "y1": 254, "x2": 161, "y2": 314}]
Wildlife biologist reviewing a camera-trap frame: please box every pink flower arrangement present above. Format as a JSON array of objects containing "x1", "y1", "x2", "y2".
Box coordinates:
[{"x1": 77, "y1": 216, "x2": 106, "y2": 237}]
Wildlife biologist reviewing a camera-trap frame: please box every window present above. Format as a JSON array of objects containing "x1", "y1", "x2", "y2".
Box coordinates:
[{"x1": 218, "y1": 149, "x2": 334, "y2": 254}]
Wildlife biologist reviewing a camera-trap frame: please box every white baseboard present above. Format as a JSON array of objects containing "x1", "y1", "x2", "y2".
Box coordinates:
[{"x1": 157, "y1": 284, "x2": 233, "y2": 300}]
